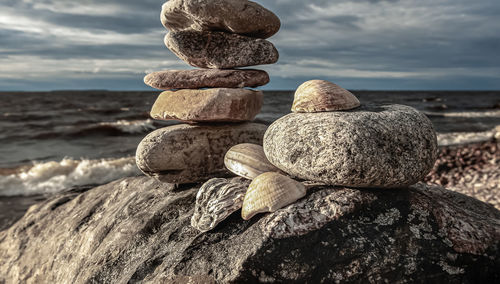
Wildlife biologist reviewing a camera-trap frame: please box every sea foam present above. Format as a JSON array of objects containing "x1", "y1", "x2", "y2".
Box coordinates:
[
  {"x1": 425, "y1": 110, "x2": 500, "y2": 118},
  {"x1": 0, "y1": 157, "x2": 141, "y2": 196},
  {"x1": 95, "y1": 119, "x2": 156, "y2": 134},
  {"x1": 437, "y1": 130, "x2": 498, "y2": 147}
]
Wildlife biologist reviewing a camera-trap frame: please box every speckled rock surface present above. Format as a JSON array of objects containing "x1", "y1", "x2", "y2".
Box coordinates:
[
  {"x1": 150, "y1": 88, "x2": 263, "y2": 123},
  {"x1": 135, "y1": 123, "x2": 267, "y2": 184},
  {"x1": 1, "y1": 177, "x2": 498, "y2": 283},
  {"x1": 165, "y1": 31, "x2": 279, "y2": 69},
  {"x1": 161, "y1": 0, "x2": 280, "y2": 39},
  {"x1": 144, "y1": 69, "x2": 270, "y2": 90},
  {"x1": 191, "y1": 178, "x2": 250, "y2": 232},
  {"x1": 264, "y1": 104, "x2": 438, "y2": 188}
]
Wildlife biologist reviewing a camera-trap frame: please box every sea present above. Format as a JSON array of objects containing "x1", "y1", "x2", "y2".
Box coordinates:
[{"x1": 0, "y1": 90, "x2": 499, "y2": 197}]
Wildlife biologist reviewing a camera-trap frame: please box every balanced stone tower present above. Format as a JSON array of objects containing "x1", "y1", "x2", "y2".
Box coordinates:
[{"x1": 136, "y1": 0, "x2": 281, "y2": 184}]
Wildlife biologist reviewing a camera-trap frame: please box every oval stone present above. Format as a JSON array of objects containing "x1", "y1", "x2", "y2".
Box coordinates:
[
  {"x1": 165, "y1": 31, "x2": 279, "y2": 69},
  {"x1": 150, "y1": 88, "x2": 263, "y2": 123},
  {"x1": 136, "y1": 123, "x2": 267, "y2": 184},
  {"x1": 263, "y1": 104, "x2": 438, "y2": 188},
  {"x1": 144, "y1": 69, "x2": 270, "y2": 90},
  {"x1": 161, "y1": 0, "x2": 281, "y2": 39}
]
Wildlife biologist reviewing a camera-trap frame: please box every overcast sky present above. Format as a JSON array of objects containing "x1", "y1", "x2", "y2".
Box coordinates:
[{"x1": 1, "y1": 0, "x2": 499, "y2": 91}]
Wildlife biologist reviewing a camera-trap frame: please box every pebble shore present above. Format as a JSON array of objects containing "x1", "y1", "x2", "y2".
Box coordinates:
[
  {"x1": 425, "y1": 139, "x2": 499, "y2": 209},
  {"x1": 1, "y1": 138, "x2": 498, "y2": 232}
]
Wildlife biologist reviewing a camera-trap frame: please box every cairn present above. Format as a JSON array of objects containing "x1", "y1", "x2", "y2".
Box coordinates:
[
  {"x1": 134, "y1": 1, "x2": 438, "y2": 233},
  {"x1": 136, "y1": 0, "x2": 281, "y2": 184},
  {"x1": 192, "y1": 79, "x2": 439, "y2": 232}
]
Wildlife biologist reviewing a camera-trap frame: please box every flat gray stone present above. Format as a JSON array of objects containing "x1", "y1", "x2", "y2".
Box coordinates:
[
  {"x1": 144, "y1": 69, "x2": 270, "y2": 90},
  {"x1": 263, "y1": 104, "x2": 438, "y2": 188},
  {"x1": 165, "y1": 31, "x2": 279, "y2": 69},
  {"x1": 161, "y1": 0, "x2": 280, "y2": 39},
  {"x1": 136, "y1": 123, "x2": 267, "y2": 184}
]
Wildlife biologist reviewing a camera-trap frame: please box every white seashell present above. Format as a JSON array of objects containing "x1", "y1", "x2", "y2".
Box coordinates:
[
  {"x1": 191, "y1": 177, "x2": 250, "y2": 232},
  {"x1": 241, "y1": 172, "x2": 306, "y2": 220},
  {"x1": 292, "y1": 80, "x2": 360, "y2": 113},
  {"x1": 224, "y1": 143, "x2": 282, "y2": 180}
]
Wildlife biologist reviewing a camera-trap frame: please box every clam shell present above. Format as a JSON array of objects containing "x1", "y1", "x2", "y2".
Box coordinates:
[
  {"x1": 191, "y1": 177, "x2": 250, "y2": 232},
  {"x1": 224, "y1": 143, "x2": 281, "y2": 180},
  {"x1": 292, "y1": 80, "x2": 360, "y2": 113},
  {"x1": 241, "y1": 172, "x2": 306, "y2": 220}
]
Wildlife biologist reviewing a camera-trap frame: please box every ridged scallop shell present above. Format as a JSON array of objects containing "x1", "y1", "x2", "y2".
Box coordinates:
[
  {"x1": 292, "y1": 80, "x2": 360, "y2": 113},
  {"x1": 191, "y1": 177, "x2": 250, "y2": 232},
  {"x1": 241, "y1": 172, "x2": 306, "y2": 220},
  {"x1": 224, "y1": 143, "x2": 281, "y2": 180}
]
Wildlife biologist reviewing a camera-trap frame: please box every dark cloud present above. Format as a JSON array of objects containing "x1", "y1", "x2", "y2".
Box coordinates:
[
  {"x1": 0, "y1": 0, "x2": 499, "y2": 90},
  {"x1": 38, "y1": 13, "x2": 158, "y2": 34}
]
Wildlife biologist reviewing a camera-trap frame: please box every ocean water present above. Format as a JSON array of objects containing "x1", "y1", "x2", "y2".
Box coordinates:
[{"x1": 0, "y1": 90, "x2": 499, "y2": 196}]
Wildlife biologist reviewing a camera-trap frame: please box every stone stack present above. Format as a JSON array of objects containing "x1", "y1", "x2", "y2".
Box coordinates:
[
  {"x1": 136, "y1": 0, "x2": 281, "y2": 184},
  {"x1": 190, "y1": 80, "x2": 439, "y2": 231}
]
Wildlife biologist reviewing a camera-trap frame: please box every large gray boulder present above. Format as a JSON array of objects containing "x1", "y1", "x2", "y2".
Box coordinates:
[
  {"x1": 165, "y1": 31, "x2": 279, "y2": 69},
  {"x1": 161, "y1": 0, "x2": 281, "y2": 39},
  {"x1": 136, "y1": 123, "x2": 267, "y2": 184},
  {"x1": 1, "y1": 176, "x2": 498, "y2": 283},
  {"x1": 264, "y1": 104, "x2": 438, "y2": 188}
]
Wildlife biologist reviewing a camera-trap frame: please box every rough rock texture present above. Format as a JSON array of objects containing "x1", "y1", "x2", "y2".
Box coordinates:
[
  {"x1": 264, "y1": 104, "x2": 438, "y2": 188},
  {"x1": 1, "y1": 177, "x2": 498, "y2": 283},
  {"x1": 136, "y1": 123, "x2": 267, "y2": 184},
  {"x1": 144, "y1": 69, "x2": 270, "y2": 90},
  {"x1": 191, "y1": 178, "x2": 250, "y2": 232},
  {"x1": 165, "y1": 31, "x2": 279, "y2": 69},
  {"x1": 161, "y1": 0, "x2": 280, "y2": 39},
  {"x1": 150, "y1": 88, "x2": 263, "y2": 123}
]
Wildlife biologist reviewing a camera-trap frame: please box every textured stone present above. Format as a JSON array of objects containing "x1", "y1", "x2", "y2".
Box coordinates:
[
  {"x1": 161, "y1": 0, "x2": 280, "y2": 39},
  {"x1": 264, "y1": 104, "x2": 438, "y2": 188},
  {"x1": 144, "y1": 69, "x2": 269, "y2": 90},
  {"x1": 1, "y1": 177, "x2": 498, "y2": 283},
  {"x1": 191, "y1": 177, "x2": 250, "y2": 232},
  {"x1": 150, "y1": 88, "x2": 263, "y2": 123},
  {"x1": 165, "y1": 31, "x2": 279, "y2": 69},
  {"x1": 136, "y1": 123, "x2": 267, "y2": 184}
]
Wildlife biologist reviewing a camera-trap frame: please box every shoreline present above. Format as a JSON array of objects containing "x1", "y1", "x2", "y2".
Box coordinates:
[
  {"x1": 425, "y1": 138, "x2": 499, "y2": 209},
  {"x1": 1, "y1": 136, "x2": 499, "y2": 232},
  {"x1": 0, "y1": 195, "x2": 47, "y2": 231}
]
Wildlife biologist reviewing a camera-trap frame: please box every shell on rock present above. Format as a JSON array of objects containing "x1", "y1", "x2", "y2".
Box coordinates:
[
  {"x1": 191, "y1": 177, "x2": 251, "y2": 232},
  {"x1": 224, "y1": 143, "x2": 282, "y2": 180},
  {"x1": 241, "y1": 172, "x2": 306, "y2": 220},
  {"x1": 292, "y1": 80, "x2": 360, "y2": 113}
]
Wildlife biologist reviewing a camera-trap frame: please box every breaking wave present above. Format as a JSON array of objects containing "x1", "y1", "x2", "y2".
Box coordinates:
[
  {"x1": 94, "y1": 119, "x2": 156, "y2": 134},
  {"x1": 437, "y1": 128, "x2": 499, "y2": 147},
  {"x1": 0, "y1": 157, "x2": 141, "y2": 196},
  {"x1": 425, "y1": 110, "x2": 500, "y2": 118},
  {"x1": 32, "y1": 119, "x2": 157, "y2": 139}
]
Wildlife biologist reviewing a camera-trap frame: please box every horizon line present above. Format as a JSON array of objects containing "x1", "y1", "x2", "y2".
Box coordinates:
[{"x1": 1, "y1": 89, "x2": 500, "y2": 93}]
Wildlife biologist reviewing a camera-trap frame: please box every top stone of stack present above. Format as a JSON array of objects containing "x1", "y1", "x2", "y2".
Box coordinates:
[{"x1": 161, "y1": 0, "x2": 281, "y2": 39}]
